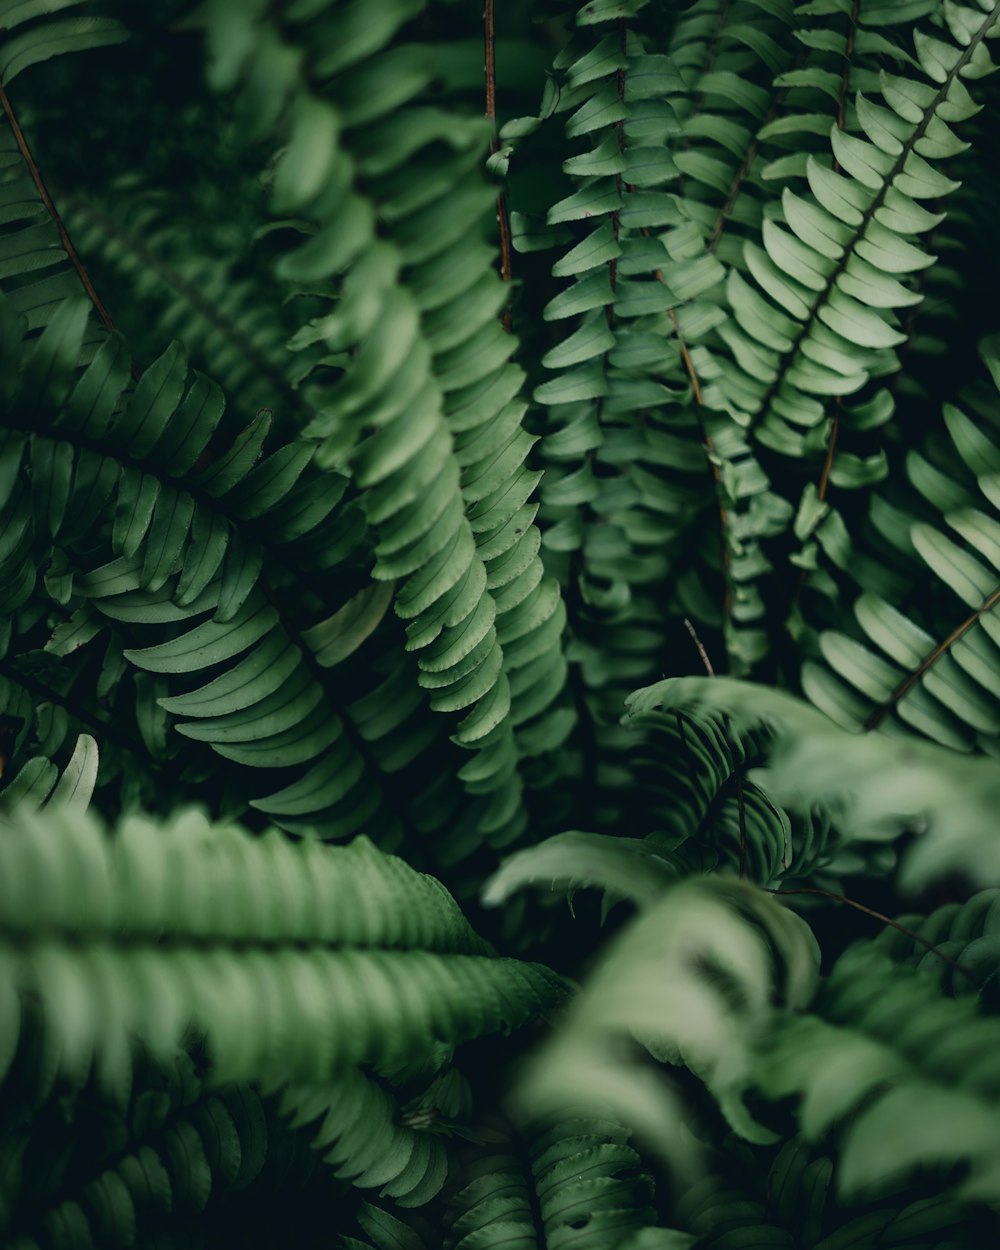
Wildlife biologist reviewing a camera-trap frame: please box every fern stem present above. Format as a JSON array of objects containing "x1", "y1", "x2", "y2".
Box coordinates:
[
  {"x1": 0, "y1": 84, "x2": 137, "y2": 378},
  {"x1": 0, "y1": 655, "x2": 142, "y2": 759},
  {"x1": 834, "y1": 0, "x2": 860, "y2": 142},
  {"x1": 683, "y1": 0, "x2": 733, "y2": 132},
  {"x1": 791, "y1": 5, "x2": 855, "y2": 614},
  {"x1": 815, "y1": 401, "x2": 840, "y2": 503},
  {"x1": 863, "y1": 583, "x2": 1000, "y2": 732},
  {"x1": 682, "y1": 617, "x2": 716, "y2": 677},
  {"x1": 704, "y1": 57, "x2": 804, "y2": 256},
  {"x1": 770, "y1": 887, "x2": 980, "y2": 986},
  {"x1": 668, "y1": 306, "x2": 732, "y2": 622},
  {"x1": 484, "y1": 0, "x2": 513, "y2": 331},
  {"x1": 705, "y1": 43, "x2": 810, "y2": 255},
  {"x1": 813, "y1": 0, "x2": 856, "y2": 499}
]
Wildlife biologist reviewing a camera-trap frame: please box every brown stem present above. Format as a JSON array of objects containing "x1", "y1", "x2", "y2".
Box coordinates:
[
  {"x1": 794, "y1": 1, "x2": 855, "y2": 611},
  {"x1": 668, "y1": 305, "x2": 732, "y2": 617},
  {"x1": 864, "y1": 584, "x2": 1000, "y2": 731},
  {"x1": 683, "y1": 617, "x2": 716, "y2": 677},
  {"x1": 816, "y1": 404, "x2": 840, "y2": 502},
  {"x1": 0, "y1": 82, "x2": 138, "y2": 378},
  {"x1": 484, "y1": 0, "x2": 513, "y2": 331},
  {"x1": 708, "y1": 135, "x2": 763, "y2": 254},
  {"x1": 770, "y1": 887, "x2": 980, "y2": 986},
  {"x1": 484, "y1": 0, "x2": 498, "y2": 123},
  {"x1": 607, "y1": 21, "x2": 627, "y2": 297},
  {"x1": 835, "y1": 0, "x2": 859, "y2": 139},
  {"x1": 816, "y1": 3, "x2": 855, "y2": 479},
  {"x1": 683, "y1": 0, "x2": 732, "y2": 132}
]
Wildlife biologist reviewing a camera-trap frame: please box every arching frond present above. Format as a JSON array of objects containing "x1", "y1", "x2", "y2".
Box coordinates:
[
  {"x1": 0, "y1": 805, "x2": 566, "y2": 1094},
  {"x1": 631, "y1": 673, "x2": 1000, "y2": 889}
]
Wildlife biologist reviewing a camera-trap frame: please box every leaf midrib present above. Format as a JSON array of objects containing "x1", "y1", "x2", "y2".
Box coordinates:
[{"x1": 753, "y1": 3, "x2": 1000, "y2": 430}]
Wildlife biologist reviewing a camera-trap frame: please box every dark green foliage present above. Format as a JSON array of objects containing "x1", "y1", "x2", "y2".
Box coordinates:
[{"x1": 4, "y1": 0, "x2": 1000, "y2": 1247}]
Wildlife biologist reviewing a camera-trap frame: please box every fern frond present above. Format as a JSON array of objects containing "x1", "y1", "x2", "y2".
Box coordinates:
[
  {"x1": 754, "y1": 940, "x2": 1000, "y2": 1204},
  {"x1": 623, "y1": 695, "x2": 847, "y2": 886},
  {"x1": 720, "y1": 4, "x2": 989, "y2": 453},
  {"x1": 869, "y1": 887, "x2": 1000, "y2": 1002},
  {"x1": 512, "y1": 876, "x2": 818, "y2": 1157},
  {"x1": 191, "y1": 0, "x2": 572, "y2": 859},
  {"x1": 483, "y1": 829, "x2": 681, "y2": 911},
  {"x1": 63, "y1": 192, "x2": 304, "y2": 419},
  {"x1": 671, "y1": 3, "x2": 999, "y2": 667},
  {"x1": 0, "y1": 0, "x2": 126, "y2": 91},
  {"x1": 630, "y1": 673, "x2": 1000, "y2": 889},
  {"x1": 445, "y1": 1115, "x2": 657, "y2": 1249},
  {"x1": 0, "y1": 1044, "x2": 353, "y2": 1250},
  {"x1": 0, "y1": 295, "x2": 415, "y2": 836},
  {"x1": 0, "y1": 806, "x2": 566, "y2": 1092},
  {"x1": 279, "y1": 1071, "x2": 448, "y2": 1210},
  {"x1": 795, "y1": 336, "x2": 1000, "y2": 754}
]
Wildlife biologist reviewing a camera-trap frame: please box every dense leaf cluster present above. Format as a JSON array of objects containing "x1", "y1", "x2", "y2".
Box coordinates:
[{"x1": 3, "y1": 0, "x2": 1000, "y2": 1247}]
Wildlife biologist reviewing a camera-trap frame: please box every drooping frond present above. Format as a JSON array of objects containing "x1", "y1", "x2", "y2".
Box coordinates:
[
  {"x1": 511, "y1": 876, "x2": 818, "y2": 1157},
  {"x1": 753, "y1": 938, "x2": 1000, "y2": 1205}
]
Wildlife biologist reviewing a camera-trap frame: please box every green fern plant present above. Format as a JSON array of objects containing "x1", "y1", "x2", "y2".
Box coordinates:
[{"x1": 5, "y1": 0, "x2": 1000, "y2": 1246}]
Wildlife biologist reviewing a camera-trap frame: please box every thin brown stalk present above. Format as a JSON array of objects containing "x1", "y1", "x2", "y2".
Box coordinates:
[
  {"x1": 668, "y1": 305, "x2": 732, "y2": 618},
  {"x1": 683, "y1": 617, "x2": 716, "y2": 677},
  {"x1": 770, "y1": 887, "x2": 980, "y2": 986},
  {"x1": 816, "y1": 3, "x2": 856, "y2": 487},
  {"x1": 484, "y1": 0, "x2": 513, "y2": 331},
  {"x1": 0, "y1": 82, "x2": 138, "y2": 377},
  {"x1": 683, "y1": 0, "x2": 732, "y2": 133},
  {"x1": 794, "y1": 1, "x2": 856, "y2": 611},
  {"x1": 816, "y1": 404, "x2": 840, "y2": 502},
  {"x1": 836, "y1": 0, "x2": 860, "y2": 137}
]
